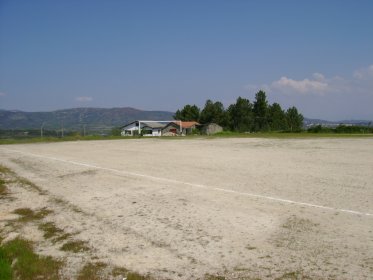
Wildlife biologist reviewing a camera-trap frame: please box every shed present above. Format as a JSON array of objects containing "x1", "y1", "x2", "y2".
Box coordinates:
[{"x1": 201, "y1": 123, "x2": 223, "y2": 135}]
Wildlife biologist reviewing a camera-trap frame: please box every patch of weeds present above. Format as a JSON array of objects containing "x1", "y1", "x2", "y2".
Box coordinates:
[
  {"x1": 126, "y1": 272, "x2": 152, "y2": 280},
  {"x1": 0, "y1": 178, "x2": 8, "y2": 196},
  {"x1": 112, "y1": 266, "x2": 151, "y2": 280},
  {"x1": 17, "y1": 177, "x2": 47, "y2": 195},
  {"x1": 60, "y1": 240, "x2": 90, "y2": 253},
  {"x1": 205, "y1": 275, "x2": 226, "y2": 280},
  {"x1": 52, "y1": 233, "x2": 73, "y2": 244},
  {"x1": 38, "y1": 222, "x2": 64, "y2": 239},
  {"x1": 275, "y1": 271, "x2": 312, "y2": 280},
  {"x1": 0, "y1": 165, "x2": 12, "y2": 174},
  {"x1": 111, "y1": 266, "x2": 129, "y2": 277},
  {"x1": 77, "y1": 262, "x2": 107, "y2": 280},
  {"x1": 13, "y1": 207, "x2": 53, "y2": 222},
  {"x1": 0, "y1": 238, "x2": 62, "y2": 280},
  {"x1": 51, "y1": 197, "x2": 86, "y2": 215}
]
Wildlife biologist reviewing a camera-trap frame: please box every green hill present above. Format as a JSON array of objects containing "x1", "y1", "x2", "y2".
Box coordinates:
[{"x1": 0, "y1": 107, "x2": 174, "y2": 133}]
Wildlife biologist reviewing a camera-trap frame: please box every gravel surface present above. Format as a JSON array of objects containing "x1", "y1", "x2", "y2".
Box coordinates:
[{"x1": 0, "y1": 138, "x2": 372, "y2": 279}]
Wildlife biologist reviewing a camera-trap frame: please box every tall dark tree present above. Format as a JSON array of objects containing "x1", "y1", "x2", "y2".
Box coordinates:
[
  {"x1": 199, "y1": 100, "x2": 226, "y2": 125},
  {"x1": 253, "y1": 90, "x2": 269, "y2": 131},
  {"x1": 286, "y1": 106, "x2": 304, "y2": 132},
  {"x1": 268, "y1": 103, "x2": 287, "y2": 131},
  {"x1": 227, "y1": 97, "x2": 253, "y2": 132},
  {"x1": 174, "y1": 104, "x2": 200, "y2": 121}
]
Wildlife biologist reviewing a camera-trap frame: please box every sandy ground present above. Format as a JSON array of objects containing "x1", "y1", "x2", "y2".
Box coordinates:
[{"x1": 0, "y1": 137, "x2": 373, "y2": 279}]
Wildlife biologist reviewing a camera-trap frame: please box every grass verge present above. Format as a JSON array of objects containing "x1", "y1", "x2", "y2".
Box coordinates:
[{"x1": 0, "y1": 238, "x2": 62, "y2": 280}]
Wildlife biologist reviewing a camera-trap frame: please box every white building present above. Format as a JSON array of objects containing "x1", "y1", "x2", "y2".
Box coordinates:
[
  {"x1": 120, "y1": 121, "x2": 141, "y2": 136},
  {"x1": 120, "y1": 121, "x2": 168, "y2": 136}
]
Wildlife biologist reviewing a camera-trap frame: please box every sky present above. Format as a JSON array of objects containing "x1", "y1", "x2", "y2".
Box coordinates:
[{"x1": 0, "y1": 0, "x2": 373, "y2": 121}]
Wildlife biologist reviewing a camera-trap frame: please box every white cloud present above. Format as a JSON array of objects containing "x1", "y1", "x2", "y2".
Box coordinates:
[
  {"x1": 246, "y1": 65, "x2": 373, "y2": 97},
  {"x1": 272, "y1": 76, "x2": 329, "y2": 94},
  {"x1": 353, "y1": 65, "x2": 373, "y2": 80},
  {"x1": 75, "y1": 96, "x2": 93, "y2": 102}
]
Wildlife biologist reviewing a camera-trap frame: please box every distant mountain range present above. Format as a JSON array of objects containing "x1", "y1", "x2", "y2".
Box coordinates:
[
  {"x1": 0, "y1": 107, "x2": 174, "y2": 132},
  {"x1": 303, "y1": 118, "x2": 372, "y2": 128},
  {"x1": 0, "y1": 108, "x2": 371, "y2": 133}
]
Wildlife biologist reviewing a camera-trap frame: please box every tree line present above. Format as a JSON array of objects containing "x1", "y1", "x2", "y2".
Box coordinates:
[{"x1": 174, "y1": 91, "x2": 304, "y2": 132}]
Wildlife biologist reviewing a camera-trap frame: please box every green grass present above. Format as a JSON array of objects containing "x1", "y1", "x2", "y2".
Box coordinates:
[
  {"x1": 211, "y1": 131, "x2": 373, "y2": 139},
  {"x1": 13, "y1": 207, "x2": 53, "y2": 222},
  {"x1": 205, "y1": 275, "x2": 226, "y2": 280},
  {"x1": 0, "y1": 178, "x2": 7, "y2": 196},
  {"x1": 1, "y1": 132, "x2": 372, "y2": 146},
  {"x1": 52, "y1": 233, "x2": 73, "y2": 244},
  {"x1": 0, "y1": 165, "x2": 12, "y2": 174},
  {"x1": 60, "y1": 240, "x2": 90, "y2": 253},
  {"x1": 0, "y1": 246, "x2": 12, "y2": 280},
  {"x1": 76, "y1": 263, "x2": 151, "y2": 280},
  {"x1": 0, "y1": 238, "x2": 62, "y2": 280},
  {"x1": 77, "y1": 262, "x2": 107, "y2": 280},
  {"x1": 0, "y1": 135, "x2": 137, "y2": 145},
  {"x1": 0, "y1": 166, "x2": 11, "y2": 197},
  {"x1": 38, "y1": 222, "x2": 64, "y2": 239}
]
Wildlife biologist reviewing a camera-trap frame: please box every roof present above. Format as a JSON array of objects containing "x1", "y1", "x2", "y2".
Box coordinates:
[
  {"x1": 172, "y1": 121, "x2": 200, "y2": 128},
  {"x1": 142, "y1": 122, "x2": 167, "y2": 129}
]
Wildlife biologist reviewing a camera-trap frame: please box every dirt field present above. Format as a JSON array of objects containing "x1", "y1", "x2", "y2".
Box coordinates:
[{"x1": 1, "y1": 137, "x2": 373, "y2": 279}]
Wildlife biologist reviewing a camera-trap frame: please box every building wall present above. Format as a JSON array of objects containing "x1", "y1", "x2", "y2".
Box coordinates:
[
  {"x1": 143, "y1": 128, "x2": 162, "y2": 136},
  {"x1": 121, "y1": 123, "x2": 139, "y2": 136},
  {"x1": 202, "y1": 123, "x2": 223, "y2": 135},
  {"x1": 162, "y1": 123, "x2": 180, "y2": 135}
]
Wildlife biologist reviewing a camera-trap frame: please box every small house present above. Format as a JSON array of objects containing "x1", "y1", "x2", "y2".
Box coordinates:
[
  {"x1": 121, "y1": 121, "x2": 141, "y2": 136},
  {"x1": 162, "y1": 121, "x2": 199, "y2": 135}
]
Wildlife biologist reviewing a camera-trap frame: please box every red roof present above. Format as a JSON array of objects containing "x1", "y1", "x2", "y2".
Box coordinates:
[{"x1": 173, "y1": 121, "x2": 199, "y2": 128}]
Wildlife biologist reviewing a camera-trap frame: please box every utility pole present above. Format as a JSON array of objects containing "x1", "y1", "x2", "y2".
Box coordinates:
[
  {"x1": 40, "y1": 122, "x2": 45, "y2": 138},
  {"x1": 61, "y1": 120, "x2": 64, "y2": 137},
  {"x1": 83, "y1": 124, "x2": 86, "y2": 137}
]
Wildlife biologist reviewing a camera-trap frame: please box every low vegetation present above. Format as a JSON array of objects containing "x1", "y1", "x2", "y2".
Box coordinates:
[
  {"x1": 14, "y1": 207, "x2": 53, "y2": 223},
  {"x1": 0, "y1": 164, "x2": 158, "y2": 280},
  {"x1": 0, "y1": 238, "x2": 62, "y2": 280},
  {"x1": 77, "y1": 262, "x2": 107, "y2": 280},
  {"x1": 38, "y1": 222, "x2": 64, "y2": 239},
  {"x1": 0, "y1": 178, "x2": 7, "y2": 196},
  {"x1": 60, "y1": 240, "x2": 90, "y2": 253},
  {"x1": 307, "y1": 124, "x2": 373, "y2": 134}
]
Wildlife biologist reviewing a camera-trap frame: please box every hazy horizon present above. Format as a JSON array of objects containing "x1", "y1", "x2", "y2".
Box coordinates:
[{"x1": 1, "y1": 1, "x2": 373, "y2": 121}]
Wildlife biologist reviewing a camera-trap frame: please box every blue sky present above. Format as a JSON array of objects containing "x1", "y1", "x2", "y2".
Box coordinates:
[{"x1": 1, "y1": 0, "x2": 373, "y2": 120}]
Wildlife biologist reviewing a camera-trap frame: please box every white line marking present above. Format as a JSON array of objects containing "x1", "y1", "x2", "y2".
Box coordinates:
[{"x1": 1, "y1": 147, "x2": 372, "y2": 217}]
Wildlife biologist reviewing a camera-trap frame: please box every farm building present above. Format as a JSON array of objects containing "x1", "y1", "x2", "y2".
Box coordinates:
[
  {"x1": 121, "y1": 121, "x2": 166, "y2": 136},
  {"x1": 162, "y1": 121, "x2": 199, "y2": 135},
  {"x1": 201, "y1": 123, "x2": 223, "y2": 135},
  {"x1": 121, "y1": 120, "x2": 199, "y2": 136},
  {"x1": 141, "y1": 122, "x2": 167, "y2": 137}
]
